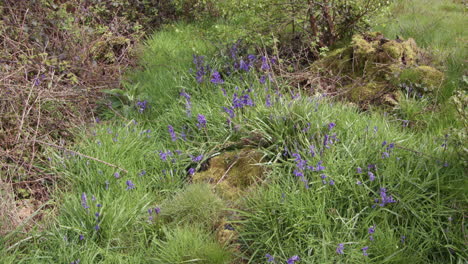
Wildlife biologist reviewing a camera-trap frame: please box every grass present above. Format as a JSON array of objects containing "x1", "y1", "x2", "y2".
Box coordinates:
[{"x1": 2, "y1": 6, "x2": 466, "y2": 264}]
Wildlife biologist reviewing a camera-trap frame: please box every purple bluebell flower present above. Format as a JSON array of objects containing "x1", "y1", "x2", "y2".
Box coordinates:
[
  {"x1": 196, "y1": 114, "x2": 207, "y2": 129},
  {"x1": 81, "y1": 193, "x2": 89, "y2": 209},
  {"x1": 139, "y1": 170, "x2": 146, "y2": 176},
  {"x1": 188, "y1": 168, "x2": 196, "y2": 175},
  {"x1": 309, "y1": 145, "x2": 316, "y2": 157},
  {"x1": 222, "y1": 106, "x2": 235, "y2": 118},
  {"x1": 114, "y1": 172, "x2": 120, "y2": 179},
  {"x1": 329, "y1": 180, "x2": 335, "y2": 186},
  {"x1": 265, "y1": 94, "x2": 272, "y2": 107},
  {"x1": 368, "y1": 171, "x2": 375, "y2": 181},
  {"x1": 259, "y1": 75, "x2": 267, "y2": 84},
  {"x1": 357, "y1": 180, "x2": 362, "y2": 185},
  {"x1": 382, "y1": 141, "x2": 387, "y2": 147},
  {"x1": 293, "y1": 170, "x2": 304, "y2": 177},
  {"x1": 261, "y1": 56, "x2": 270, "y2": 71},
  {"x1": 362, "y1": 246, "x2": 369, "y2": 256},
  {"x1": 248, "y1": 54, "x2": 256, "y2": 62},
  {"x1": 70, "y1": 260, "x2": 80, "y2": 264},
  {"x1": 180, "y1": 90, "x2": 192, "y2": 117},
  {"x1": 287, "y1": 255, "x2": 300, "y2": 264},
  {"x1": 336, "y1": 243, "x2": 345, "y2": 254},
  {"x1": 239, "y1": 59, "x2": 250, "y2": 71},
  {"x1": 191, "y1": 154, "x2": 203, "y2": 162},
  {"x1": 94, "y1": 225, "x2": 99, "y2": 231},
  {"x1": 136, "y1": 100, "x2": 148, "y2": 113},
  {"x1": 168, "y1": 125, "x2": 177, "y2": 141},
  {"x1": 193, "y1": 55, "x2": 206, "y2": 83},
  {"x1": 374, "y1": 126, "x2": 378, "y2": 133},
  {"x1": 316, "y1": 161, "x2": 325, "y2": 171},
  {"x1": 94, "y1": 212, "x2": 100, "y2": 218},
  {"x1": 378, "y1": 188, "x2": 396, "y2": 207},
  {"x1": 368, "y1": 226, "x2": 375, "y2": 234},
  {"x1": 401, "y1": 235, "x2": 406, "y2": 244},
  {"x1": 79, "y1": 234, "x2": 84, "y2": 241},
  {"x1": 97, "y1": 204, "x2": 102, "y2": 207},
  {"x1": 265, "y1": 254, "x2": 275, "y2": 262},
  {"x1": 382, "y1": 152, "x2": 390, "y2": 159},
  {"x1": 357, "y1": 167, "x2": 362, "y2": 174},
  {"x1": 154, "y1": 207, "x2": 161, "y2": 214},
  {"x1": 210, "y1": 71, "x2": 224, "y2": 84},
  {"x1": 126, "y1": 180, "x2": 136, "y2": 190},
  {"x1": 328, "y1": 122, "x2": 336, "y2": 130}
]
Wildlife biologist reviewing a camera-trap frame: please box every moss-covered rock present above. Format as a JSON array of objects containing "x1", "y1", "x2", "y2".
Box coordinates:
[
  {"x1": 309, "y1": 32, "x2": 444, "y2": 105},
  {"x1": 399, "y1": 66, "x2": 445, "y2": 92},
  {"x1": 192, "y1": 149, "x2": 265, "y2": 200}
]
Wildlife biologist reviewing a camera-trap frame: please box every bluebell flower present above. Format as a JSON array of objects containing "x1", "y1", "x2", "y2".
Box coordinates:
[
  {"x1": 191, "y1": 154, "x2": 203, "y2": 162},
  {"x1": 81, "y1": 193, "x2": 89, "y2": 209},
  {"x1": 197, "y1": 114, "x2": 207, "y2": 129},
  {"x1": 139, "y1": 170, "x2": 146, "y2": 176},
  {"x1": 94, "y1": 225, "x2": 99, "y2": 231},
  {"x1": 126, "y1": 180, "x2": 136, "y2": 190},
  {"x1": 188, "y1": 168, "x2": 196, "y2": 175},
  {"x1": 79, "y1": 234, "x2": 84, "y2": 241},
  {"x1": 328, "y1": 122, "x2": 336, "y2": 130},
  {"x1": 336, "y1": 243, "x2": 345, "y2": 254},
  {"x1": 287, "y1": 255, "x2": 300, "y2": 264},
  {"x1": 261, "y1": 56, "x2": 270, "y2": 71},
  {"x1": 168, "y1": 125, "x2": 177, "y2": 141},
  {"x1": 222, "y1": 106, "x2": 235, "y2": 118},
  {"x1": 239, "y1": 59, "x2": 250, "y2": 71},
  {"x1": 265, "y1": 94, "x2": 272, "y2": 107},
  {"x1": 362, "y1": 246, "x2": 369, "y2": 256},
  {"x1": 378, "y1": 188, "x2": 396, "y2": 207},
  {"x1": 357, "y1": 167, "x2": 362, "y2": 174},
  {"x1": 316, "y1": 161, "x2": 325, "y2": 171},
  {"x1": 368, "y1": 171, "x2": 375, "y2": 181},
  {"x1": 136, "y1": 100, "x2": 148, "y2": 113},
  {"x1": 210, "y1": 71, "x2": 224, "y2": 84},
  {"x1": 329, "y1": 180, "x2": 335, "y2": 186},
  {"x1": 265, "y1": 254, "x2": 275, "y2": 262},
  {"x1": 259, "y1": 75, "x2": 267, "y2": 84}
]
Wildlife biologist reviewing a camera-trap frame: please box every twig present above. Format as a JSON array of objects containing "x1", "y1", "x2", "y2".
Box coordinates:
[
  {"x1": 34, "y1": 140, "x2": 128, "y2": 173},
  {"x1": 215, "y1": 158, "x2": 239, "y2": 186}
]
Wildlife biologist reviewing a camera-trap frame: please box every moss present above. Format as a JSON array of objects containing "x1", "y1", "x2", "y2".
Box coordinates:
[
  {"x1": 192, "y1": 149, "x2": 265, "y2": 200},
  {"x1": 399, "y1": 66, "x2": 444, "y2": 92},
  {"x1": 381, "y1": 41, "x2": 404, "y2": 60},
  {"x1": 348, "y1": 81, "x2": 388, "y2": 102}
]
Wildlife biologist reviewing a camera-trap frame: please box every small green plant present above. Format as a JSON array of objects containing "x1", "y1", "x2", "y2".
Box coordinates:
[
  {"x1": 153, "y1": 225, "x2": 232, "y2": 264},
  {"x1": 161, "y1": 183, "x2": 225, "y2": 227}
]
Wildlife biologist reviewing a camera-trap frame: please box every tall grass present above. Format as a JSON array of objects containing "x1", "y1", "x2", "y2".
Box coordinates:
[{"x1": 2, "y1": 14, "x2": 466, "y2": 264}]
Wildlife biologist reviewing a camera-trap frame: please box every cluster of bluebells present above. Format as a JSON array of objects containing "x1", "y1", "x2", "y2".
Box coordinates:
[
  {"x1": 126, "y1": 180, "x2": 136, "y2": 190},
  {"x1": 148, "y1": 207, "x2": 161, "y2": 221},
  {"x1": 168, "y1": 125, "x2": 177, "y2": 141},
  {"x1": 80, "y1": 192, "x2": 102, "y2": 232},
  {"x1": 374, "y1": 188, "x2": 397, "y2": 207},
  {"x1": 291, "y1": 152, "x2": 327, "y2": 189},
  {"x1": 381, "y1": 141, "x2": 395, "y2": 159},
  {"x1": 180, "y1": 90, "x2": 192, "y2": 117},
  {"x1": 136, "y1": 100, "x2": 148, "y2": 114},
  {"x1": 196, "y1": 114, "x2": 207, "y2": 129},
  {"x1": 265, "y1": 254, "x2": 300, "y2": 263},
  {"x1": 192, "y1": 55, "x2": 208, "y2": 83}
]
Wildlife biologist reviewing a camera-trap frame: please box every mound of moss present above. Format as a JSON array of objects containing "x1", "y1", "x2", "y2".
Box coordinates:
[{"x1": 311, "y1": 32, "x2": 444, "y2": 105}]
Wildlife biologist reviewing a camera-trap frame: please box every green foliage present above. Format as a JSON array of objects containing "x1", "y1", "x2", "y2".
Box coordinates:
[
  {"x1": 160, "y1": 184, "x2": 225, "y2": 227},
  {"x1": 153, "y1": 225, "x2": 232, "y2": 264}
]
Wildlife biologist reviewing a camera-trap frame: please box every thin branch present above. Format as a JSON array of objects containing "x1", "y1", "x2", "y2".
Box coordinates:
[{"x1": 34, "y1": 140, "x2": 128, "y2": 173}]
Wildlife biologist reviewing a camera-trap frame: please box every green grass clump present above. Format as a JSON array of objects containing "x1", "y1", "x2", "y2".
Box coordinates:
[
  {"x1": 160, "y1": 183, "x2": 225, "y2": 227},
  {"x1": 153, "y1": 225, "x2": 232, "y2": 264}
]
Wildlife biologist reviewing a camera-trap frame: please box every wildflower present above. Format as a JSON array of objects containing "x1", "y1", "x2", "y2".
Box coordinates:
[
  {"x1": 382, "y1": 152, "x2": 390, "y2": 159},
  {"x1": 357, "y1": 180, "x2": 362, "y2": 185},
  {"x1": 293, "y1": 170, "x2": 304, "y2": 177},
  {"x1": 81, "y1": 193, "x2": 89, "y2": 209},
  {"x1": 382, "y1": 141, "x2": 387, "y2": 147},
  {"x1": 329, "y1": 180, "x2": 335, "y2": 186},
  {"x1": 401, "y1": 235, "x2": 406, "y2": 244},
  {"x1": 197, "y1": 114, "x2": 207, "y2": 129},
  {"x1": 114, "y1": 172, "x2": 120, "y2": 179},
  {"x1": 265, "y1": 94, "x2": 272, "y2": 107},
  {"x1": 374, "y1": 126, "x2": 378, "y2": 133},
  {"x1": 368, "y1": 226, "x2": 375, "y2": 234},
  {"x1": 79, "y1": 234, "x2": 84, "y2": 241},
  {"x1": 222, "y1": 106, "x2": 235, "y2": 118},
  {"x1": 188, "y1": 168, "x2": 196, "y2": 175},
  {"x1": 96, "y1": 204, "x2": 102, "y2": 207},
  {"x1": 126, "y1": 180, "x2": 136, "y2": 190},
  {"x1": 248, "y1": 54, "x2": 256, "y2": 62},
  {"x1": 361, "y1": 246, "x2": 369, "y2": 256},
  {"x1": 328, "y1": 122, "x2": 336, "y2": 130},
  {"x1": 368, "y1": 171, "x2": 375, "y2": 181},
  {"x1": 139, "y1": 170, "x2": 146, "y2": 176},
  {"x1": 136, "y1": 100, "x2": 148, "y2": 113},
  {"x1": 287, "y1": 255, "x2": 300, "y2": 264},
  {"x1": 210, "y1": 71, "x2": 224, "y2": 84},
  {"x1": 316, "y1": 161, "x2": 325, "y2": 171},
  {"x1": 180, "y1": 90, "x2": 192, "y2": 117},
  {"x1": 357, "y1": 167, "x2": 362, "y2": 174},
  {"x1": 168, "y1": 125, "x2": 177, "y2": 141},
  {"x1": 309, "y1": 145, "x2": 316, "y2": 157},
  {"x1": 259, "y1": 75, "x2": 267, "y2": 84},
  {"x1": 154, "y1": 207, "x2": 161, "y2": 214},
  {"x1": 336, "y1": 243, "x2": 345, "y2": 254},
  {"x1": 378, "y1": 188, "x2": 396, "y2": 207},
  {"x1": 265, "y1": 254, "x2": 275, "y2": 262},
  {"x1": 261, "y1": 56, "x2": 270, "y2": 71},
  {"x1": 94, "y1": 212, "x2": 100, "y2": 219},
  {"x1": 239, "y1": 59, "x2": 250, "y2": 71},
  {"x1": 70, "y1": 260, "x2": 80, "y2": 264},
  {"x1": 94, "y1": 225, "x2": 100, "y2": 231},
  {"x1": 191, "y1": 154, "x2": 203, "y2": 162}
]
